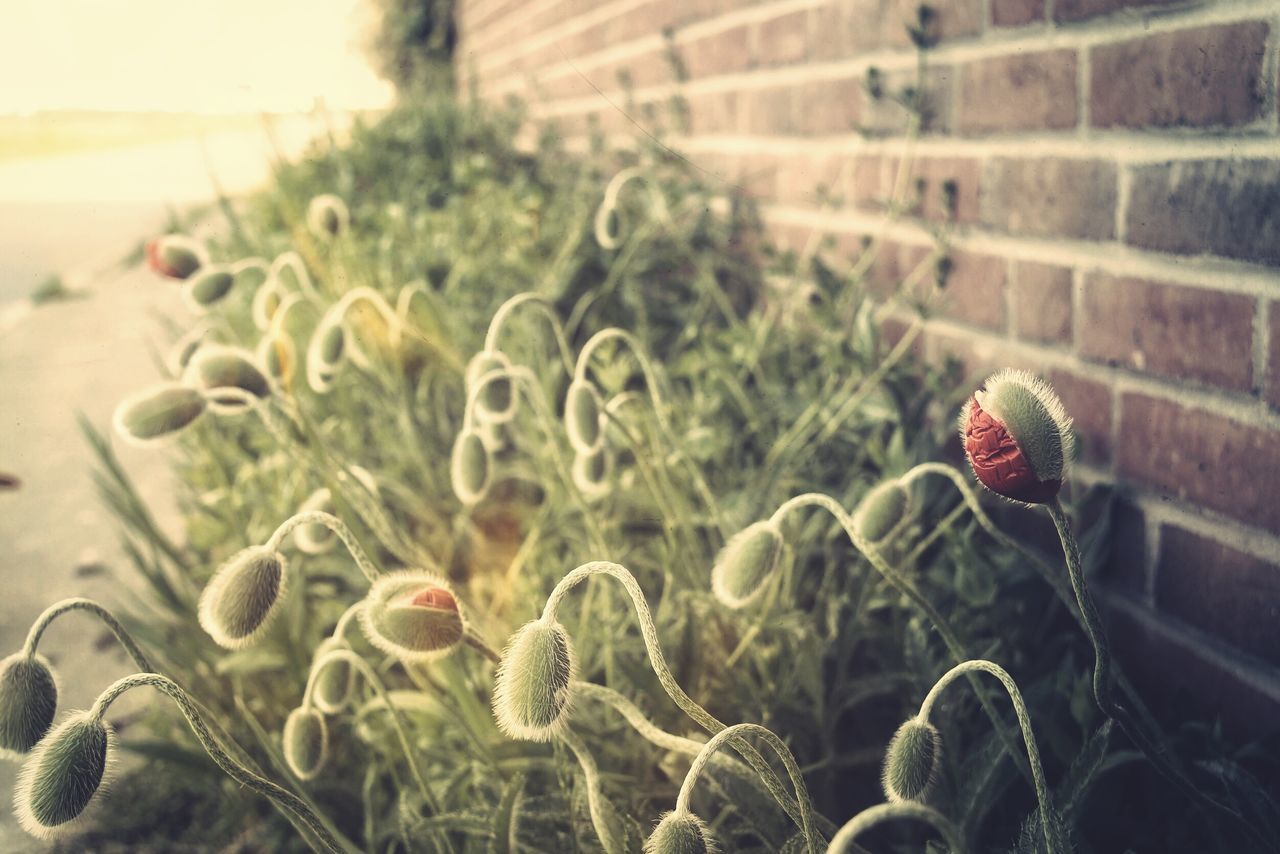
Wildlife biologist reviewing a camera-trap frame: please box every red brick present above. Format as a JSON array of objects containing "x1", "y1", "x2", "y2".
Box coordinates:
[
  {"x1": 860, "y1": 66, "x2": 955, "y2": 135},
  {"x1": 1012, "y1": 261, "x2": 1072, "y2": 344},
  {"x1": 1117, "y1": 394, "x2": 1280, "y2": 532},
  {"x1": 847, "y1": 156, "x2": 886, "y2": 210},
  {"x1": 1101, "y1": 498, "x2": 1146, "y2": 595},
  {"x1": 681, "y1": 26, "x2": 753, "y2": 79},
  {"x1": 925, "y1": 328, "x2": 1031, "y2": 378},
  {"x1": 991, "y1": 0, "x2": 1045, "y2": 26},
  {"x1": 1055, "y1": 0, "x2": 1175, "y2": 23},
  {"x1": 1125, "y1": 159, "x2": 1280, "y2": 267},
  {"x1": 958, "y1": 50, "x2": 1078, "y2": 133},
  {"x1": 866, "y1": 240, "x2": 931, "y2": 299},
  {"x1": 810, "y1": 0, "x2": 980, "y2": 61},
  {"x1": 1091, "y1": 23, "x2": 1268, "y2": 130},
  {"x1": 981, "y1": 158, "x2": 1116, "y2": 240},
  {"x1": 897, "y1": 157, "x2": 981, "y2": 224},
  {"x1": 1269, "y1": 303, "x2": 1280, "y2": 410},
  {"x1": 686, "y1": 91, "x2": 742, "y2": 134},
  {"x1": 792, "y1": 77, "x2": 863, "y2": 135},
  {"x1": 739, "y1": 86, "x2": 795, "y2": 135},
  {"x1": 1155, "y1": 525, "x2": 1280, "y2": 667},
  {"x1": 756, "y1": 9, "x2": 809, "y2": 67},
  {"x1": 936, "y1": 251, "x2": 1007, "y2": 331},
  {"x1": 775, "y1": 154, "x2": 844, "y2": 206},
  {"x1": 1049, "y1": 368, "x2": 1111, "y2": 464},
  {"x1": 1080, "y1": 275, "x2": 1255, "y2": 391},
  {"x1": 735, "y1": 153, "x2": 780, "y2": 201}
]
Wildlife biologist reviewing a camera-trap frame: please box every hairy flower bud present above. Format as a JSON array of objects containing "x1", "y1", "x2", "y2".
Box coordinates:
[
  {"x1": 256, "y1": 332, "x2": 297, "y2": 388},
  {"x1": 306, "y1": 194, "x2": 350, "y2": 240},
  {"x1": 358, "y1": 571, "x2": 466, "y2": 662},
  {"x1": 183, "y1": 346, "x2": 271, "y2": 413},
  {"x1": 451, "y1": 428, "x2": 492, "y2": 505},
  {"x1": 184, "y1": 266, "x2": 235, "y2": 309},
  {"x1": 146, "y1": 234, "x2": 205, "y2": 280},
  {"x1": 644, "y1": 811, "x2": 715, "y2": 854},
  {"x1": 306, "y1": 318, "x2": 347, "y2": 394},
  {"x1": 710, "y1": 521, "x2": 786, "y2": 609},
  {"x1": 0, "y1": 653, "x2": 58, "y2": 759},
  {"x1": 960, "y1": 369, "x2": 1074, "y2": 505},
  {"x1": 310, "y1": 639, "x2": 355, "y2": 715},
  {"x1": 492, "y1": 619, "x2": 577, "y2": 741},
  {"x1": 564, "y1": 379, "x2": 605, "y2": 453},
  {"x1": 14, "y1": 711, "x2": 113, "y2": 840},
  {"x1": 572, "y1": 446, "x2": 613, "y2": 500},
  {"x1": 112, "y1": 383, "x2": 207, "y2": 446},
  {"x1": 282, "y1": 706, "x2": 329, "y2": 781},
  {"x1": 852, "y1": 479, "x2": 911, "y2": 546},
  {"x1": 881, "y1": 717, "x2": 942, "y2": 803},
  {"x1": 198, "y1": 546, "x2": 288, "y2": 649},
  {"x1": 465, "y1": 350, "x2": 517, "y2": 424}
]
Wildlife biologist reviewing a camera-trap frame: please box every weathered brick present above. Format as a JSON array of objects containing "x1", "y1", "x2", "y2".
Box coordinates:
[
  {"x1": 1125, "y1": 159, "x2": 1280, "y2": 266},
  {"x1": 792, "y1": 77, "x2": 863, "y2": 135},
  {"x1": 1054, "y1": 0, "x2": 1176, "y2": 23},
  {"x1": 866, "y1": 240, "x2": 931, "y2": 299},
  {"x1": 1012, "y1": 261, "x2": 1072, "y2": 344},
  {"x1": 1155, "y1": 525, "x2": 1280, "y2": 668},
  {"x1": 686, "y1": 90, "x2": 742, "y2": 134},
  {"x1": 1118, "y1": 394, "x2": 1280, "y2": 532},
  {"x1": 738, "y1": 86, "x2": 794, "y2": 135},
  {"x1": 991, "y1": 0, "x2": 1044, "y2": 26},
  {"x1": 775, "y1": 154, "x2": 845, "y2": 206},
  {"x1": 1269, "y1": 303, "x2": 1280, "y2": 410},
  {"x1": 860, "y1": 66, "x2": 955, "y2": 136},
  {"x1": 1049, "y1": 368, "x2": 1111, "y2": 464},
  {"x1": 756, "y1": 9, "x2": 809, "y2": 67},
  {"x1": 958, "y1": 50, "x2": 1077, "y2": 133},
  {"x1": 898, "y1": 157, "x2": 981, "y2": 224},
  {"x1": 1102, "y1": 498, "x2": 1146, "y2": 595},
  {"x1": 811, "y1": 0, "x2": 979, "y2": 61},
  {"x1": 1091, "y1": 23, "x2": 1268, "y2": 130},
  {"x1": 936, "y1": 250, "x2": 1007, "y2": 330},
  {"x1": 681, "y1": 25, "x2": 753, "y2": 78},
  {"x1": 925, "y1": 328, "x2": 1031, "y2": 378},
  {"x1": 1080, "y1": 274, "x2": 1255, "y2": 391},
  {"x1": 981, "y1": 158, "x2": 1117, "y2": 240}
]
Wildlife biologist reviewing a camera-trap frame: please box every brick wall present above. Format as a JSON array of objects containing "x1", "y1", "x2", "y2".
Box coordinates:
[{"x1": 456, "y1": 0, "x2": 1280, "y2": 733}]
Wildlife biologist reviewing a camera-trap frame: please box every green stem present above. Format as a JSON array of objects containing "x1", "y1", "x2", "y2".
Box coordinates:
[
  {"x1": 828, "y1": 801, "x2": 964, "y2": 854},
  {"x1": 560, "y1": 727, "x2": 623, "y2": 854},
  {"x1": 265, "y1": 511, "x2": 382, "y2": 582},
  {"x1": 22, "y1": 598, "x2": 152, "y2": 672},
  {"x1": 483, "y1": 293, "x2": 576, "y2": 376}
]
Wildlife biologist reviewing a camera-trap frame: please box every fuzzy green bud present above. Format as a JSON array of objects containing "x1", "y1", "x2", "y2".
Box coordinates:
[
  {"x1": 146, "y1": 234, "x2": 204, "y2": 279},
  {"x1": 112, "y1": 383, "x2": 207, "y2": 446},
  {"x1": 644, "y1": 811, "x2": 715, "y2": 854},
  {"x1": 493, "y1": 619, "x2": 577, "y2": 741},
  {"x1": 0, "y1": 653, "x2": 58, "y2": 759},
  {"x1": 358, "y1": 571, "x2": 466, "y2": 663},
  {"x1": 710, "y1": 521, "x2": 785, "y2": 609},
  {"x1": 465, "y1": 350, "x2": 516, "y2": 423},
  {"x1": 852, "y1": 479, "x2": 911, "y2": 546},
  {"x1": 197, "y1": 546, "x2": 288, "y2": 649},
  {"x1": 451, "y1": 428, "x2": 491, "y2": 505},
  {"x1": 282, "y1": 706, "x2": 329, "y2": 781},
  {"x1": 306, "y1": 194, "x2": 350, "y2": 240},
  {"x1": 14, "y1": 711, "x2": 113, "y2": 840},
  {"x1": 564, "y1": 379, "x2": 604, "y2": 453},
  {"x1": 184, "y1": 346, "x2": 271, "y2": 412},
  {"x1": 306, "y1": 319, "x2": 347, "y2": 393},
  {"x1": 881, "y1": 717, "x2": 942, "y2": 803},
  {"x1": 185, "y1": 267, "x2": 235, "y2": 309},
  {"x1": 572, "y1": 446, "x2": 613, "y2": 500},
  {"x1": 311, "y1": 639, "x2": 355, "y2": 715}
]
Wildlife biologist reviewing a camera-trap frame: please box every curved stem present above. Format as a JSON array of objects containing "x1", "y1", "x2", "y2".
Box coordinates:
[
  {"x1": 574, "y1": 682, "x2": 706, "y2": 756},
  {"x1": 560, "y1": 727, "x2": 623, "y2": 854},
  {"x1": 265, "y1": 511, "x2": 382, "y2": 582},
  {"x1": 674, "y1": 723, "x2": 819, "y2": 854},
  {"x1": 90, "y1": 673, "x2": 348, "y2": 854},
  {"x1": 1046, "y1": 500, "x2": 1112, "y2": 714},
  {"x1": 22, "y1": 598, "x2": 152, "y2": 672},
  {"x1": 464, "y1": 630, "x2": 502, "y2": 665},
  {"x1": 918, "y1": 660, "x2": 1058, "y2": 854},
  {"x1": 828, "y1": 802, "x2": 965, "y2": 854},
  {"x1": 270, "y1": 250, "x2": 320, "y2": 301},
  {"x1": 483, "y1": 293, "x2": 576, "y2": 376}
]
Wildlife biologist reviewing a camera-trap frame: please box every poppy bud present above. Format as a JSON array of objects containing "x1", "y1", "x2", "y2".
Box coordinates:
[
  {"x1": 256, "y1": 332, "x2": 297, "y2": 387},
  {"x1": 14, "y1": 711, "x2": 113, "y2": 839},
  {"x1": 710, "y1": 521, "x2": 786, "y2": 609},
  {"x1": 282, "y1": 706, "x2": 329, "y2": 781},
  {"x1": 252, "y1": 279, "x2": 283, "y2": 332},
  {"x1": 112, "y1": 383, "x2": 207, "y2": 446},
  {"x1": 306, "y1": 318, "x2": 347, "y2": 394},
  {"x1": 644, "y1": 811, "x2": 715, "y2": 854},
  {"x1": 197, "y1": 546, "x2": 288, "y2": 649},
  {"x1": 492, "y1": 619, "x2": 577, "y2": 741},
  {"x1": 166, "y1": 325, "x2": 211, "y2": 376},
  {"x1": 465, "y1": 350, "x2": 517, "y2": 424},
  {"x1": 146, "y1": 234, "x2": 205, "y2": 280},
  {"x1": 451, "y1": 429, "x2": 491, "y2": 506},
  {"x1": 960, "y1": 369, "x2": 1074, "y2": 505},
  {"x1": 306, "y1": 194, "x2": 350, "y2": 240},
  {"x1": 358, "y1": 571, "x2": 466, "y2": 662},
  {"x1": 572, "y1": 446, "x2": 613, "y2": 500},
  {"x1": 852, "y1": 479, "x2": 911, "y2": 546},
  {"x1": 184, "y1": 266, "x2": 235, "y2": 310},
  {"x1": 183, "y1": 346, "x2": 271, "y2": 413},
  {"x1": 0, "y1": 653, "x2": 58, "y2": 759},
  {"x1": 881, "y1": 717, "x2": 942, "y2": 803},
  {"x1": 311, "y1": 639, "x2": 355, "y2": 715},
  {"x1": 564, "y1": 379, "x2": 604, "y2": 454}
]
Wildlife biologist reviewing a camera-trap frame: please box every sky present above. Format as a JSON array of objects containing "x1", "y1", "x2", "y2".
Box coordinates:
[{"x1": 0, "y1": 0, "x2": 396, "y2": 114}]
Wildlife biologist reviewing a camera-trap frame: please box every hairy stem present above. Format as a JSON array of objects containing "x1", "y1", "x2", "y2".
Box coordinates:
[
  {"x1": 22, "y1": 598, "x2": 152, "y2": 672},
  {"x1": 265, "y1": 511, "x2": 382, "y2": 582},
  {"x1": 828, "y1": 801, "x2": 964, "y2": 854}
]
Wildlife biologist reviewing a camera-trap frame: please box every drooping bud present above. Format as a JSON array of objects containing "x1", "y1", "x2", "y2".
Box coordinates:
[
  {"x1": 146, "y1": 234, "x2": 205, "y2": 280},
  {"x1": 183, "y1": 346, "x2": 271, "y2": 414},
  {"x1": 197, "y1": 546, "x2": 288, "y2": 649},
  {"x1": 306, "y1": 317, "x2": 348, "y2": 394},
  {"x1": 644, "y1": 811, "x2": 715, "y2": 854},
  {"x1": 252, "y1": 279, "x2": 283, "y2": 331},
  {"x1": 112, "y1": 383, "x2": 207, "y2": 446},
  {"x1": 572, "y1": 446, "x2": 613, "y2": 500},
  {"x1": 564, "y1": 379, "x2": 604, "y2": 454},
  {"x1": 451, "y1": 429, "x2": 492, "y2": 506},
  {"x1": 14, "y1": 711, "x2": 113, "y2": 840},
  {"x1": 0, "y1": 653, "x2": 58, "y2": 759},
  {"x1": 282, "y1": 706, "x2": 329, "y2": 781},
  {"x1": 852, "y1": 479, "x2": 912, "y2": 546},
  {"x1": 310, "y1": 639, "x2": 355, "y2": 715},
  {"x1": 492, "y1": 619, "x2": 577, "y2": 741},
  {"x1": 166, "y1": 324, "x2": 211, "y2": 376},
  {"x1": 960, "y1": 369, "x2": 1074, "y2": 505},
  {"x1": 306, "y1": 194, "x2": 350, "y2": 240},
  {"x1": 881, "y1": 717, "x2": 942, "y2": 803},
  {"x1": 710, "y1": 521, "x2": 786, "y2": 609},
  {"x1": 465, "y1": 350, "x2": 517, "y2": 424},
  {"x1": 256, "y1": 332, "x2": 297, "y2": 388},
  {"x1": 184, "y1": 266, "x2": 235, "y2": 310},
  {"x1": 358, "y1": 571, "x2": 466, "y2": 662}
]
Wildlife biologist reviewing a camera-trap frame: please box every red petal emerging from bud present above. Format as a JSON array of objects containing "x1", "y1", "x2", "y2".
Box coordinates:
[
  {"x1": 409, "y1": 587, "x2": 458, "y2": 612},
  {"x1": 963, "y1": 399, "x2": 1061, "y2": 503}
]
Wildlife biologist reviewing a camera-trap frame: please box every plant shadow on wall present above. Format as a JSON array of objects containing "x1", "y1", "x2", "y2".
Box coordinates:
[{"x1": 3, "y1": 12, "x2": 1279, "y2": 854}]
